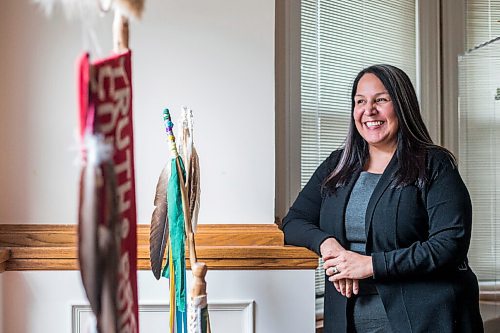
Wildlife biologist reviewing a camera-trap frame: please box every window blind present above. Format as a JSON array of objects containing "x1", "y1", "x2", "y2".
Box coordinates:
[
  {"x1": 300, "y1": 0, "x2": 417, "y2": 296},
  {"x1": 460, "y1": 0, "x2": 500, "y2": 282},
  {"x1": 465, "y1": 0, "x2": 500, "y2": 50}
]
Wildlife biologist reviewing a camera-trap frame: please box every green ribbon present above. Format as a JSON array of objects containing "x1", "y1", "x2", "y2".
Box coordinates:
[{"x1": 162, "y1": 157, "x2": 186, "y2": 313}]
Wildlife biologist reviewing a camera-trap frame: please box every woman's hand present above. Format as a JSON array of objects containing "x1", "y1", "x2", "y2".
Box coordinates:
[
  {"x1": 333, "y1": 278, "x2": 359, "y2": 298},
  {"x1": 323, "y1": 250, "x2": 374, "y2": 282},
  {"x1": 319, "y1": 237, "x2": 344, "y2": 260},
  {"x1": 320, "y1": 238, "x2": 359, "y2": 298}
]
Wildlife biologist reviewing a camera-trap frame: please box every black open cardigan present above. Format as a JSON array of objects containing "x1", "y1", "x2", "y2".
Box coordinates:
[{"x1": 282, "y1": 148, "x2": 483, "y2": 333}]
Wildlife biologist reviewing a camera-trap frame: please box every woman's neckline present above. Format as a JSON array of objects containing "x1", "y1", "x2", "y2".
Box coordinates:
[{"x1": 361, "y1": 170, "x2": 383, "y2": 176}]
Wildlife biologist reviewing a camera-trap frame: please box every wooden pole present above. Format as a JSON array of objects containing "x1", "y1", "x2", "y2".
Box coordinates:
[
  {"x1": 190, "y1": 262, "x2": 208, "y2": 297},
  {"x1": 113, "y1": 11, "x2": 129, "y2": 53},
  {"x1": 191, "y1": 262, "x2": 211, "y2": 333}
]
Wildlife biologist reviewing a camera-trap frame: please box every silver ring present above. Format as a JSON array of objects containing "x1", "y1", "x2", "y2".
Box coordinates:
[{"x1": 332, "y1": 266, "x2": 339, "y2": 274}]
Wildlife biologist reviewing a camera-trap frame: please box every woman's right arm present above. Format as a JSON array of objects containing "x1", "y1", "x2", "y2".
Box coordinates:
[
  {"x1": 281, "y1": 157, "x2": 335, "y2": 255},
  {"x1": 282, "y1": 152, "x2": 359, "y2": 297}
]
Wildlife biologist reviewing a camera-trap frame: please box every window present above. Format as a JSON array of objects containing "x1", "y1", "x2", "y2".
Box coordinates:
[
  {"x1": 465, "y1": 0, "x2": 500, "y2": 50},
  {"x1": 459, "y1": 0, "x2": 500, "y2": 283}
]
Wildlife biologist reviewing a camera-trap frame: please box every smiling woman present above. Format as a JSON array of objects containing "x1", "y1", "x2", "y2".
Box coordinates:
[
  {"x1": 323, "y1": 65, "x2": 435, "y2": 192},
  {"x1": 283, "y1": 64, "x2": 484, "y2": 332},
  {"x1": 353, "y1": 73, "x2": 399, "y2": 157}
]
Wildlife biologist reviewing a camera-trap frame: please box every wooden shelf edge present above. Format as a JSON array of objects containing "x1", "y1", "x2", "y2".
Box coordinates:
[
  {"x1": 0, "y1": 224, "x2": 319, "y2": 271},
  {"x1": 0, "y1": 223, "x2": 284, "y2": 247},
  {"x1": 4, "y1": 257, "x2": 318, "y2": 271}
]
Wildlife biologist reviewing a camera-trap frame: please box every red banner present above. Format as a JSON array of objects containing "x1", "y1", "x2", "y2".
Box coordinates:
[{"x1": 78, "y1": 50, "x2": 139, "y2": 333}]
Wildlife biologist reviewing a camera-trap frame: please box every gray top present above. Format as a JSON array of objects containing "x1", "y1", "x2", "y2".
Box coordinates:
[
  {"x1": 345, "y1": 172, "x2": 390, "y2": 330},
  {"x1": 345, "y1": 171, "x2": 382, "y2": 254}
]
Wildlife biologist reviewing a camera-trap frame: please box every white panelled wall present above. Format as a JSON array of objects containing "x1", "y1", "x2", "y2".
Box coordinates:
[
  {"x1": 0, "y1": 1, "x2": 315, "y2": 332},
  {"x1": 2, "y1": 270, "x2": 314, "y2": 333}
]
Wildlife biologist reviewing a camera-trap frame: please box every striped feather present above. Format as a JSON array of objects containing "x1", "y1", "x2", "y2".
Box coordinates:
[
  {"x1": 79, "y1": 158, "x2": 120, "y2": 332},
  {"x1": 98, "y1": 161, "x2": 120, "y2": 333},
  {"x1": 78, "y1": 162, "x2": 100, "y2": 314},
  {"x1": 149, "y1": 164, "x2": 170, "y2": 280},
  {"x1": 188, "y1": 147, "x2": 201, "y2": 233}
]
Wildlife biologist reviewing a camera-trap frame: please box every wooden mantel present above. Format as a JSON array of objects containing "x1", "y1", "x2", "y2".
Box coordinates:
[
  {"x1": 0, "y1": 224, "x2": 318, "y2": 271},
  {"x1": 0, "y1": 248, "x2": 10, "y2": 273}
]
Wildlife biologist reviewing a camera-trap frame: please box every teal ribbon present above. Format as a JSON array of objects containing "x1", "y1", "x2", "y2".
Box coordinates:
[{"x1": 162, "y1": 157, "x2": 187, "y2": 314}]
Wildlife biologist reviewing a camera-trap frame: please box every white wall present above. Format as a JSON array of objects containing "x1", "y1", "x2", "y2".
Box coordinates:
[
  {"x1": 1, "y1": 270, "x2": 315, "y2": 333},
  {"x1": 0, "y1": 1, "x2": 316, "y2": 332},
  {"x1": 0, "y1": 0, "x2": 275, "y2": 225}
]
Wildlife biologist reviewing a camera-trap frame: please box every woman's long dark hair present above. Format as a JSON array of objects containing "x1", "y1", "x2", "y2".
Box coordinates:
[{"x1": 323, "y1": 64, "x2": 454, "y2": 192}]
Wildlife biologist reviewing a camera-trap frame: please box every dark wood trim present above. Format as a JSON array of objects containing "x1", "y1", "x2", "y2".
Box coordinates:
[
  {"x1": 0, "y1": 248, "x2": 10, "y2": 273},
  {"x1": 0, "y1": 224, "x2": 318, "y2": 271}
]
